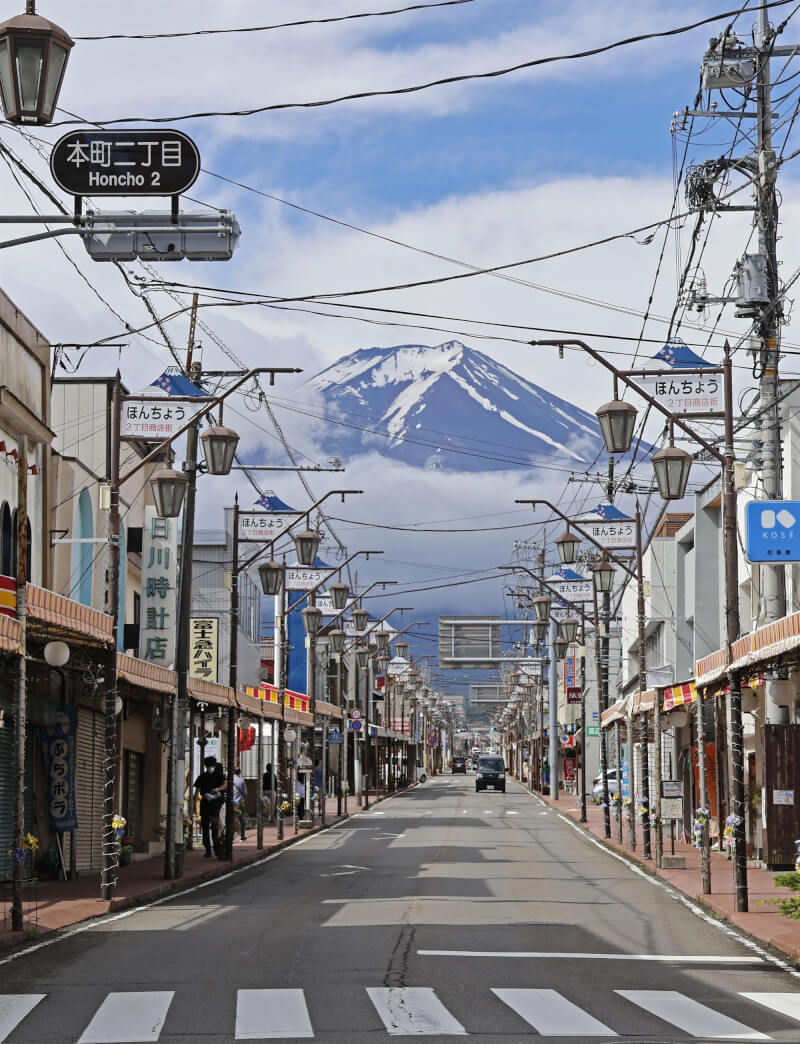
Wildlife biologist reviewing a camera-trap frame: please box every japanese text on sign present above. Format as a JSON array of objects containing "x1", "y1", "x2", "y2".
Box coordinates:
[
  {"x1": 237, "y1": 510, "x2": 301, "y2": 542},
  {"x1": 139, "y1": 506, "x2": 178, "y2": 666},
  {"x1": 585, "y1": 521, "x2": 636, "y2": 549},
  {"x1": 121, "y1": 399, "x2": 194, "y2": 439},
  {"x1": 189, "y1": 617, "x2": 218, "y2": 683},
  {"x1": 636, "y1": 373, "x2": 722, "y2": 415},
  {"x1": 40, "y1": 706, "x2": 78, "y2": 832}
]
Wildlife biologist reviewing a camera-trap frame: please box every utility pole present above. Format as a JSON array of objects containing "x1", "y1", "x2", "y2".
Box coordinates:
[
  {"x1": 756, "y1": 1, "x2": 785, "y2": 628},
  {"x1": 11, "y1": 438, "x2": 27, "y2": 931},
  {"x1": 599, "y1": 458, "x2": 614, "y2": 838},
  {"x1": 225, "y1": 495, "x2": 240, "y2": 861}
]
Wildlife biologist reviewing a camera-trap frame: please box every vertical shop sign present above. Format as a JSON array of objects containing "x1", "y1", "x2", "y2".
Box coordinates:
[
  {"x1": 40, "y1": 705, "x2": 78, "y2": 831},
  {"x1": 189, "y1": 617, "x2": 218, "y2": 682},
  {"x1": 139, "y1": 505, "x2": 178, "y2": 666}
]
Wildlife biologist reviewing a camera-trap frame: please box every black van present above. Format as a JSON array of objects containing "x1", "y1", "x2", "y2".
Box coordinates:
[{"x1": 475, "y1": 755, "x2": 506, "y2": 793}]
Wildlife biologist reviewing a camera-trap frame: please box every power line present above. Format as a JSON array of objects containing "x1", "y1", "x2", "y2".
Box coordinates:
[
  {"x1": 74, "y1": 0, "x2": 476, "y2": 41},
  {"x1": 48, "y1": 0, "x2": 800, "y2": 126}
]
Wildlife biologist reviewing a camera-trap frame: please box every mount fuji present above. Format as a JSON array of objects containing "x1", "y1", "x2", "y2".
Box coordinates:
[{"x1": 305, "y1": 340, "x2": 608, "y2": 472}]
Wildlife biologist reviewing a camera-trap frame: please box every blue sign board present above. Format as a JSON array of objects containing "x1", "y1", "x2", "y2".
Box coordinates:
[
  {"x1": 40, "y1": 705, "x2": 78, "y2": 832},
  {"x1": 328, "y1": 728, "x2": 342, "y2": 745},
  {"x1": 621, "y1": 760, "x2": 630, "y2": 799},
  {"x1": 745, "y1": 500, "x2": 800, "y2": 562},
  {"x1": 349, "y1": 719, "x2": 363, "y2": 732}
]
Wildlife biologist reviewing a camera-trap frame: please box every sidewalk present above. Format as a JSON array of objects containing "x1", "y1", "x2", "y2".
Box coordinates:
[
  {"x1": 0, "y1": 790, "x2": 392, "y2": 954},
  {"x1": 529, "y1": 782, "x2": 800, "y2": 963}
]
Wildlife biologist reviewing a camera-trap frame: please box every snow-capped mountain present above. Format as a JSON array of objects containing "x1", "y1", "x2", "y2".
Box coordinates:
[{"x1": 305, "y1": 340, "x2": 607, "y2": 472}]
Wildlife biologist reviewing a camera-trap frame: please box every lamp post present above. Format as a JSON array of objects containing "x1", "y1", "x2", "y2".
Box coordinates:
[
  {"x1": 0, "y1": 3, "x2": 73, "y2": 125},
  {"x1": 529, "y1": 337, "x2": 745, "y2": 906}
]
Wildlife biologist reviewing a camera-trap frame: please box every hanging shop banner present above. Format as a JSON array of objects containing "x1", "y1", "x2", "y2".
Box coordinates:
[
  {"x1": 551, "y1": 577, "x2": 593, "y2": 601},
  {"x1": 0, "y1": 574, "x2": 15, "y2": 618},
  {"x1": 189, "y1": 617, "x2": 218, "y2": 683},
  {"x1": 582, "y1": 518, "x2": 636, "y2": 549},
  {"x1": 286, "y1": 565, "x2": 335, "y2": 591},
  {"x1": 121, "y1": 398, "x2": 199, "y2": 439},
  {"x1": 566, "y1": 687, "x2": 583, "y2": 704},
  {"x1": 40, "y1": 705, "x2": 78, "y2": 832},
  {"x1": 237, "y1": 510, "x2": 302, "y2": 542},
  {"x1": 634, "y1": 372, "x2": 722, "y2": 415},
  {"x1": 139, "y1": 506, "x2": 178, "y2": 667}
]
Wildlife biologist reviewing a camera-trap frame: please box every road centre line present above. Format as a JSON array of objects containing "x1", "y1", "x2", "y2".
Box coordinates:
[{"x1": 417, "y1": 951, "x2": 763, "y2": 963}]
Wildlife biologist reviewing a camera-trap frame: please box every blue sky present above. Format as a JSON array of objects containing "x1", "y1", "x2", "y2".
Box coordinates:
[{"x1": 1, "y1": 0, "x2": 798, "y2": 648}]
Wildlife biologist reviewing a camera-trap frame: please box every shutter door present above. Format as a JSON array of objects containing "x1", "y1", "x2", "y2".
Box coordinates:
[
  {"x1": 0, "y1": 724, "x2": 33, "y2": 880},
  {"x1": 75, "y1": 708, "x2": 104, "y2": 871}
]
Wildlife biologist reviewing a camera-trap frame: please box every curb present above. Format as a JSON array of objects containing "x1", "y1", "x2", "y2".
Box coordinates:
[{"x1": 513, "y1": 779, "x2": 800, "y2": 967}]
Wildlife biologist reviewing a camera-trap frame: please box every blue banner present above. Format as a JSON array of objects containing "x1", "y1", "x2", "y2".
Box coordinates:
[{"x1": 40, "y1": 705, "x2": 78, "y2": 832}]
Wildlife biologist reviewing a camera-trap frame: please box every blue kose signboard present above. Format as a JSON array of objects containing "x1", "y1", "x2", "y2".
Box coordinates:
[{"x1": 745, "y1": 500, "x2": 800, "y2": 562}]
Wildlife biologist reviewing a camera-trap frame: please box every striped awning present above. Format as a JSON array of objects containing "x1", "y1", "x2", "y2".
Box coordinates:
[
  {"x1": 662, "y1": 680, "x2": 697, "y2": 711},
  {"x1": 601, "y1": 699, "x2": 627, "y2": 728},
  {"x1": 632, "y1": 688, "x2": 655, "y2": 714},
  {"x1": 117, "y1": 653, "x2": 176, "y2": 695},
  {"x1": 252, "y1": 683, "x2": 310, "y2": 714},
  {"x1": 26, "y1": 583, "x2": 113, "y2": 645},
  {"x1": 0, "y1": 574, "x2": 14, "y2": 618},
  {"x1": 0, "y1": 612, "x2": 21, "y2": 654},
  {"x1": 189, "y1": 677, "x2": 237, "y2": 708}
]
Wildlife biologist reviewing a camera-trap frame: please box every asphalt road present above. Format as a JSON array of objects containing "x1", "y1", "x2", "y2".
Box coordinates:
[{"x1": 3, "y1": 775, "x2": 800, "y2": 1042}]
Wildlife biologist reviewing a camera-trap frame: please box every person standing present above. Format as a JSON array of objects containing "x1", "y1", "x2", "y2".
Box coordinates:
[
  {"x1": 232, "y1": 768, "x2": 248, "y2": 841},
  {"x1": 194, "y1": 756, "x2": 226, "y2": 858}
]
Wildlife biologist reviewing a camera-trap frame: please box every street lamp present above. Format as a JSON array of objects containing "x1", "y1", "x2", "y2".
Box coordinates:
[
  {"x1": 375, "y1": 630, "x2": 390, "y2": 653},
  {"x1": 559, "y1": 617, "x2": 579, "y2": 644},
  {"x1": 555, "y1": 529, "x2": 580, "y2": 566},
  {"x1": 395, "y1": 640, "x2": 409, "y2": 659},
  {"x1": 0, "y1": 4, "x2": 73, "y2": 125},
  {"x1": 532, "y1": 595, "x2": 551, "y2": 622},
  {"x1": 355, "y1": 644, "x2": 370, "y2": 669},
  {"x1": 149, "y1": 467, "x2": 188, "y2": 519},
  {"x1": 301, "y1": 605, "x2": 322, "y2": 636},
  {"x1": 553, "y1": 635, "x2": 569, "y2": 661},
  {"x1": 257, "y1": 560, "x2": 284, "y2": 597},
  {"x1": 651, "y1": 444, "x2": 693, "y2": 501},
  {"x1": 293, "y1": 529, "x2": 322, "y2": 566},
  {"x1": 352, "y1": 606, "x2": 369, "y2": 631},
  {"x1": 530, "y1": 619, "x2": 548, "y2": 644},
  {"x1": 329, "y1": 581, "x2": 349, "y2": 611},
  {"x1": 595, "y1": 393, "x2": 637, "y2": 455},
  {"x1": 199, "y1": 425, "x2": 239, "y2": 476},
  {"x1": 592, "y1": 561, "x2": 615, "y2": 594},
  {"x1": 329, "y1": 628, "x2": 346, "y2": 655}
]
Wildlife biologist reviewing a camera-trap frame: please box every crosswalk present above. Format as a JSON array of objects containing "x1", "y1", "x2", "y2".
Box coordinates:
[{"x1": 0, "y1": 986, "x2": 799, "y2": 1039}]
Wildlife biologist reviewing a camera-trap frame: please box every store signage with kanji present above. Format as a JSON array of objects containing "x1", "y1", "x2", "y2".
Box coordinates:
[{"x1": 50, "y1": 129, "x2": 201, "y2": 196}]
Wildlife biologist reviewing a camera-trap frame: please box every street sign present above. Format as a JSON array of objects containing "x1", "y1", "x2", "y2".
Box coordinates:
[
  {"x1": 745, "y1": 500, "x2": 800, "y2": 562},
  {"x1": 635, "y1": 372, "x2": 722, "y2": 415},
  {"x1": 585, "y1": 725, "x2": 600, "y2": 737},
  {"x1": 566, "y1": 687, "x2": 582, "y2": 704},
  {"x1": 121, "y1": 397, "x2": 198, "y2": 439},
  {"x1": 328, "y1": 728, "x2": 342, "y2": 744},
  {"x1": 349, "y1": 719, "x2": 363, "y2": 732},
  {"x1": 581, "y1": 519, "x2": 636, "y2": 550},
  {"x1": 660, "y1": 797, "x2": 683, "y2": 820},
  {"x1": 350, "y1": 709, "x2": 362, "y2": 720},
  {"x1": 51, "y1": 130, "x2": 201, "y2": 197},
  {"x1": 238, "y1": 510, "x2": 302, "y2": 542},
  {"x1": 551, "y1": 578, "x2": 593, "y2": 601},
  {"x1": 661, "y1": 780, "x2": 683, "y2": 799},
  {"x1": 286, "y1": 566, "x2": 335, "y2": 591}
]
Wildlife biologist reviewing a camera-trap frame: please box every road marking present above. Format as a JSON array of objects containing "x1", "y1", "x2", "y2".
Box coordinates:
[
  {"x1": 235, "y1": 989, "x2": 313, "y2": 1039},
  {"x1": 492, "y1": 988, "x2": 616, "y2": 1037},
  {"x1": 0, "y1": 996, "x2": 45, "y2": 1042},
  {"x1": 418, "y1": 951, "x2": 762, "y2": 963},
  {"x1": 506, "y1": 811, "x2": 518, "y2": 815},
  {"x1": 367, "y1": 987, "x2": 466, "y2": 1035},
  {"x1": 617, "y1": 990, "x2": 768, "y2": 1039},
  {"x1": 741, "y1": 993, "x2": 800, "y2": 1022},
  {"x1": 78, "y1": 991, "x2": 174, "y2": 1043}
]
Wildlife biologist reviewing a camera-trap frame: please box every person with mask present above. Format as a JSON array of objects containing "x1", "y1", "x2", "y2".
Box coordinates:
[{"x1": 193, "y1": 756, "x2": 226, "y2": 858}]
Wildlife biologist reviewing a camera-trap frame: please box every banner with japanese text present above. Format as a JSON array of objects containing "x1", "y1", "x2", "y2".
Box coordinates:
[
  {"x1": 40, "y1": 705, "x2": 78, "y2": 832},
  {"x1": 189, "y1": 617, "x2": 218, "y2": 683},
  {"x1": 139, "y1": 506, "x2": 178, "y2": 667}
]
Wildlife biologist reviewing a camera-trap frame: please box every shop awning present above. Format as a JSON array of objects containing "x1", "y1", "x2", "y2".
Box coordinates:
[
  {"x1": 315, "y1": 699, "x2": 343, "y2": 720},
  {"x1": 0, "y1": 612, "x2": 21, "y2": 654},
  {"x1": 662, "y1": 680, "x2": 696, "y2": 711},
  {"x1": 601, "y1": 699, "x2": 627, "y2": 728},
  {"x1": 696, "y1": 609, "x2": 800, "y2": 687},
  {"x1": 117, "y1": 653, "x2": 176, "y2": 696},
  {"x1": 189, "y1": 676, "x2": 237, "y2": 708},
  {"x1": 632, "y1": 689, "x2": 655, "y2": 714},
  {"x1": 26, "y1": 583, "x2": 114, "y2": 645}
]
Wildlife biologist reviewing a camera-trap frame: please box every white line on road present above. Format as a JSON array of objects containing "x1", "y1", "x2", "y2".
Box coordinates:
[
  {"x1": 418, "y1": 951, "x2": 763, "y2": 963},
  {"x1": 0, "y1": 995, "x2": 45, "y2": 1042},
  {"x1": 493, "y1": 988, "x2": 616, "y2": 1037},
  {"x1": 235, "y1": 989, "x2": 313, "y2": 1039},
  {"x1": 617, "y1": 989, "x2": 768, "y2": 1039},
  {"x1": 78, "y1": 991, "x2": 174, "y2": 1043},
  {"x1": 367, "y1": 987, "x2": 466, "y2": 1035},
  {"x1": 741, "y1": 993, "x2": 800, "y2": 1023}
]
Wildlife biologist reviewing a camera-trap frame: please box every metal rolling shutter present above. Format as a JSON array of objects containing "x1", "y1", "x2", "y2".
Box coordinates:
[{"x1": 75, "y1": 708, "x2": 104, "y2": 871}]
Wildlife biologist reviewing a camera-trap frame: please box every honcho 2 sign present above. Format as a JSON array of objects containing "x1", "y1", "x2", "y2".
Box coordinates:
[{"x1": 50, "y1": 129, "x2": 200, "y2": 196}]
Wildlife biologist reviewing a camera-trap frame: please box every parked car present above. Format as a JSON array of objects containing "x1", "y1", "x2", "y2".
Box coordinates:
[
  {"x1": 475, "y1": 755, "x2": 506, "y2": 793},
  {"x1": 452, "y1": 756, "x2": 467, "y2": 774},
  {"x1": 592, "y1": 769, "x2": 620, "y2": 801}
]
